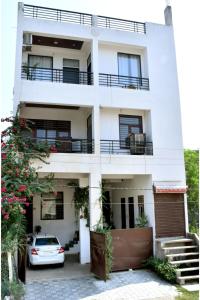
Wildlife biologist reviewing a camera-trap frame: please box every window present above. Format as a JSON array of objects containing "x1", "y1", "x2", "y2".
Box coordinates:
[
  {"x1": 138, "y1": 195, "x2": 144, "y2": 217},
  {"x1": 30, "y1": 119, "x2": 71, "y2": 152},
  {"x1": 28, "y1": 55, "x2": 53, "y2": 81},
  {"x1": 63, "y1": 59, "x2": 79, "y2": 84},
  {"x1": 119, "y1": 115, "x2": 143, "y2": 147},
  {"x1": 35, "y1": 237, "x2": 59, "y2": 246},
  {"x1": 118, "y1": 53, "x2": 141, "y2": 78},
  {"x1": 41, "y1": 192, "x2": 64, "y2": 220}
]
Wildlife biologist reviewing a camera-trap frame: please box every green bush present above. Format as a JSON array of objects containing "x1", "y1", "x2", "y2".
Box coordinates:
[{"x1": 144, "y1": 256, "x2": 177, "y2": 283}]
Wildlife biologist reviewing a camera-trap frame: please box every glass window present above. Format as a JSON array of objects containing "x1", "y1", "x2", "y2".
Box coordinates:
[
  {"x1": 35, "y1": 237, "x2": 59, "y2": 246},
  {"x1": 28, "y1": 55, "x2": 53, "y2": 81},
  {"x1": 63, "y1": 59, "x2": 79, "y2": 68},
  {"x1": 41, "y1": 192, "x2": 64, "y2": 220},
  {"x1": 118, "y1": 53, "x2": 141, "y2": 78},
  {"x1": 138, "y1": 195, "x2": 144, "y2": 217},
  {"x1": 119, "y1": 115, "x2": 143, "y2": 147}
]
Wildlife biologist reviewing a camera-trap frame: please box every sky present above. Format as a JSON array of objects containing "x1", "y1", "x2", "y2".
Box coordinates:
[{"x1": 1, "y1": 0, "x2": 200, "y2": 149}]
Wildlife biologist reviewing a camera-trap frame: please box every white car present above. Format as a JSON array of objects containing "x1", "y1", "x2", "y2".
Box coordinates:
[{"x1": 27, "y1": 234, "x2": 65, "y2": 267}]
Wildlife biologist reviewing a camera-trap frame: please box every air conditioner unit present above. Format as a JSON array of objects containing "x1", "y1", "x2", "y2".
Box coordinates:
[{"x1": 22, "y1": 33, "x2": 32, "y2": 52}]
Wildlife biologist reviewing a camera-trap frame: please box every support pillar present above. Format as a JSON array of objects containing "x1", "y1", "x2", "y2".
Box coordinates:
[
  {"x1": 79, "y1": 178, "x2": 90, "y2": 264},
  {"x1": 89, "y1": 173, "x2": 102, "y2": 230}
]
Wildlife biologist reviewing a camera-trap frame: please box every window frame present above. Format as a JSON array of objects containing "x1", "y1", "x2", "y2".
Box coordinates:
[
  {"x1": 138, "y1": 195, "x2": 144, "y2": 217},
  {"x1": 117, "y1": 53, "x2": 142, "y2": 78},
  {"x1": 41, "y1": 192, "x2": 64, "y2": 220},
  {"x1": 119, "y1": 114, "x2": 143, "y2": 148}
]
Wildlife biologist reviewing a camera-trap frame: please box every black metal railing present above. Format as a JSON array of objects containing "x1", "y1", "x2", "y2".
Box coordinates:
[
  {"x1": 21, "y1": 66, "x2": 93, "y2": 85},
  {"x1": 100, "y1": 140, "x2": 153, "y2": 155},
  {"x1": 24, "y1": 4, "x2": 92, "y2": 25},
  {"x1": 28, "y1": 137, "x2": 94, "y2": 154},
  {"x1": 99, "y1": 73, "x2": 149, "y2": 90},
  {"x1": 97, "y1": 16, "x2": 146, "y2": 34},
  {"x1": 23, "y1": 5, "x2": 146, "y2": 34}
]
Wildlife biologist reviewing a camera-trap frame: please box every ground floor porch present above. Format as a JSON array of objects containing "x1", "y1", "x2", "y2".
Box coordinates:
[{"x1": 21, "y1": 172, "x2": 188, "y2": 282}]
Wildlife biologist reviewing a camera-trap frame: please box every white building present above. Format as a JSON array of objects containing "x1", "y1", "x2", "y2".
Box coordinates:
[{"x1": 14, "y1": 3, "x2": 188, "y2": 264}]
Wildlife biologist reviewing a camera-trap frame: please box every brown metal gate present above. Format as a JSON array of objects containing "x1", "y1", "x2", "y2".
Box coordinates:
[
  {"x1": 90, "y1": 228, "x2": 153, "y2": 280},
  {"x1": 90, "y1": 231, "x2": 106, "y2": 280},
  {"x1": 18, "y1": 244, "x2": 27, "y2": 283}
]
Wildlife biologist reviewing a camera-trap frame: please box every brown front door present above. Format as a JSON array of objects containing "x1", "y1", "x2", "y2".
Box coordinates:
[{"x1": 154, "y1": 193, "x2": 186, "y2": 238}]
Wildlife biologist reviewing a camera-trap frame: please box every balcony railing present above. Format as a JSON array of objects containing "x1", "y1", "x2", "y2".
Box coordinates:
[
  {"x1": 97, "y1": 16, "x2": 146, "y2": 34},
  {"x1": 28, "y1": 137, "x2": 94, "y2": 154},
  {"x1": 23, "y1": 5, "x2": 146, "y2": 34},
  {"x1": 21, "y1": 66, "x2": 93, "y2": 85},
  {"x1": 24, "y1": 4, "x2": 92, "y2": 25},
  {"x1": 99, "y1": 73, "x2": 149, "y2": 90},
  {"x1": 100, "y1": 140, "x2": 153, "y2": 155}
]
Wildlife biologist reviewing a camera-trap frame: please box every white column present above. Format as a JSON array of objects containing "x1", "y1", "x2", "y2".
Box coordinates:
[
  {"x1": 13, "y1": 2, "x2": 24, "y2": 114},
  {"x1": 89, "y1": 173, "x2": 102, "y2": 230},
  {"x1": 184, "y1": 193, "x2": 189, "y2": 233},
  {"x1": 91, "y1": 38, "x2": 99, "y2": 87},
  {"x1": 92, "y1": 105, "x2": 100, "y2": 155},
  {"x1": 79, "y1": 178, "x2": 90, "y2": 264}
]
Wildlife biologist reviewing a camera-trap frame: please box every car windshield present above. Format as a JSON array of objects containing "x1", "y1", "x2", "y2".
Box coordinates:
[{"x1": 35, "y1": 237, "x2": 59, "y2": 246}]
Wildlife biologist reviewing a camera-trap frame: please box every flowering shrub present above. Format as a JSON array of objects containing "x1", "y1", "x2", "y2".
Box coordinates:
[{"x1": 1, "y1": 114, "x2": 53, "y2": 253}]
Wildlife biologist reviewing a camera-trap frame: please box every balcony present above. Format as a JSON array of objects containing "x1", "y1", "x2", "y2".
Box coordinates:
[
  {"x1": 21, "y1": 66, "x2": 93, "y2": 85},
  {"x1": 28, "y1": 137, "x2": 94, "y2": 154},
  {"x1": 99, "y1": 73, "x2": 149, "y2": 90},
  {"x1": 100, "y1": 139, "x2": 153, "y2": 155},
  {"x1": 23, "y1": 4, "x2": 146, "y2": 34}
]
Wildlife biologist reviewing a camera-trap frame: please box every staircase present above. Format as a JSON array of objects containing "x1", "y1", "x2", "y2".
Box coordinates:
[{"x1": 161, "y1": 237, "x2": 199, "y2": 285}]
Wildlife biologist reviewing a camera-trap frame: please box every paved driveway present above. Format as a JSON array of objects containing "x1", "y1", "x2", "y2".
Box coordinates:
[{"x1": 24, "y1": 269, "x2": 178, "y2": 300}]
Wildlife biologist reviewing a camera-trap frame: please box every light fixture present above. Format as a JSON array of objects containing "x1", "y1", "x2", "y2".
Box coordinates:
[{"x1": 53, "y1": 41, "x2": 59, "y2": 45}]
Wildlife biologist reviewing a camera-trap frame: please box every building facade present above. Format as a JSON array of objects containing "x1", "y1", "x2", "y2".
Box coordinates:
[{"x1": 14, "y1": 3, "x2": 188, "y2": 263}]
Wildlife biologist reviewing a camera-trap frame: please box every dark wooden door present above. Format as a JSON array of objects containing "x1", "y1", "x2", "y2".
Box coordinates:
[
  {"x1": 154, "y1": 193, "x2": 186, "y2": 238},
  {"x1": 121, "y1": 198, "x2": 126, "y2": 229},
  {"x1": 87, "y1": 115, "x2": 92, "y2": 153},
  {"x1": 128, "y1": 197, "x2": 134, "y2": 228}
]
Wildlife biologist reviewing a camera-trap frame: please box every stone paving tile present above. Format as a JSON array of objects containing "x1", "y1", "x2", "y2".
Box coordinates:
[{"x1": 24, "y1": 270, "x2": 178, "y2": 300}]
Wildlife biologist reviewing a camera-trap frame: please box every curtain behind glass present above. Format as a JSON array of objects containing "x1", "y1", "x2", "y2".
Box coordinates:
[{"x1": 28, "y1": 55, "x2": 53, "y2": 81}]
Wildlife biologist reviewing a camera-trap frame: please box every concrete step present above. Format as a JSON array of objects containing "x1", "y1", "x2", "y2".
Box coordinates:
[
  {"x1": 163, "y1": 238, "x2": 193, "y2": 246},
  {"x1": 177, "y1": 275, "x2": 199, "y2": 285},
  {"x1": 163, "y1": 245, "x2": 198, "y2": 251},
  {"x1": 170, "y1": 259, "x2": 199, "y2": 265},
  {"x1": 176, "y1": 267, "x2": 199, "y2": 273},
  {"x1": 166, "y1": 252, "x2": 199, "y2": 258}
]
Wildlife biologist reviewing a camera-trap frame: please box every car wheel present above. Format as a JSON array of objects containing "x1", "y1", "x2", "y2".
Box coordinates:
[{"x1": 59, "y1": 262, "x2": 64, "y2": 268}]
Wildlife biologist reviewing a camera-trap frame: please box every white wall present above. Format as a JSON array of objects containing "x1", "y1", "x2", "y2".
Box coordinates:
[{"x1": 33, "y1": 183, "x2": 77, "y2": 246}]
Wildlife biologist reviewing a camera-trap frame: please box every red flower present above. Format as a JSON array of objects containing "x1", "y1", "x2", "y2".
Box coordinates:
[
  {"x1": 18, "y1": 185, "x2": 27, "y2": 192},
  {"x1": 12, "y1": 128, "x2": 17, "y2": 133},
  {"x1": 1, "y1": 142, "x2": 6, "y2": 148},
  {"x1": 25, "y1": 202, "x2": 30, "y2": 207},
  {"x1": 1, "y1": 153, "x2": 6, "y2": 160},
  {"x1": 3, "y1": 213, "x2": 9, "y2": 220},
  {"x1": 1, "y1": 187, "x2": 7, "y2": 193},
  {"x1": 50, "y1": 145, "x2": 57, "y2": 153},
  {"x1": 21, "y1": 209, "x2": 26, "y2": 214},
  {"x1": 8, "y1": 198, "x2": 14, "y2": 203}
]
